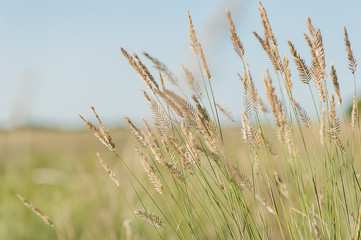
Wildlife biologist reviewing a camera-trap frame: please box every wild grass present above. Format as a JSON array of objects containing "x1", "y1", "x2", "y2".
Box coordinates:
[
  {"x1": 0, "y1": 128, "x2": 134, "y2": 239},
  {"x1": 16, "y1": 2, "x2": 361, "y2": 239}
]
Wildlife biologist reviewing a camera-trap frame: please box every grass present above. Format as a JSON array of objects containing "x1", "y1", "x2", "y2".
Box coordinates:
[
  {"x1": 0, "y1": 127, "x2": 251, "y2": 239},
  {"x1": 7, "y1": 2, "x2": 361, "y2": 239},
  {"x1": 0, "y1": 128, "x2": 135, "y2": 239}
]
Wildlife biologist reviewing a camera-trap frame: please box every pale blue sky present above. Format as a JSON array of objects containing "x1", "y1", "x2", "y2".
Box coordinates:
[{"x1": 0, "y1": 0, "x2": 360, "y2": 128}]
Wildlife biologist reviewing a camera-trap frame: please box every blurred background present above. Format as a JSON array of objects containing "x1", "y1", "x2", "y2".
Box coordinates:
[
  {"x1": 0, "y1": 0, "x2": 360, "y2": 239},
  {"x1": 1, "y1": 0, "x2": 360, "y2": 129}
]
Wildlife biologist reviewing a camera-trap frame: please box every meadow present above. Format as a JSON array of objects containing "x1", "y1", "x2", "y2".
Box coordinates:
[
  {"x1": 2, "y1": 2, "x2": 361, "y2": 239},
  {"x1": 0, "y1": 128, "x2": 130, "y2": 239},
  {"x1": 0, "y1": 127, "x2": 251, "y2": 239}
]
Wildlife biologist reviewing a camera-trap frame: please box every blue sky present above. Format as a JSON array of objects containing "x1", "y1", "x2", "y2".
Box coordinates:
[{"x1": 0, "y1": 0, "x2": 360, "y2": 128}]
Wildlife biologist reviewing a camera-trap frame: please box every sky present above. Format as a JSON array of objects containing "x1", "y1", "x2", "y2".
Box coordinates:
[{"x1": 0, "y1": 0, "x2": 360, "y2": 129}]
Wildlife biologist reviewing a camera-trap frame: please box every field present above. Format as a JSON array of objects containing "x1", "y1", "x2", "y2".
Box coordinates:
[
  {"x1": 1, "y1": 123, "x2": 360, "y2": 239},
  {"x1": 0, "y1": 127, "x2": 251, "y2": 239},
  {"x1": 0, "y1": 128, "x2": 132, "y2": 239}
]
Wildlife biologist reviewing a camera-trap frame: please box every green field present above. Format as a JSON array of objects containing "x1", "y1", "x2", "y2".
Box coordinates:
[
  {"x1": 0, "y1": 128, "x2": 135, "y2": 239},
  {"x1": 1, "y1": 124, "x2": 359, "y2": 239},
  {"x1": 0, "y1": 127, "x2": 254, "y2": 239}
]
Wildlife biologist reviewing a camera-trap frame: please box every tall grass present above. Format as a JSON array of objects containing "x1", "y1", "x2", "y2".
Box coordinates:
[{"x1": 21, "y1": 2, "x2": 360, "y2": 239}]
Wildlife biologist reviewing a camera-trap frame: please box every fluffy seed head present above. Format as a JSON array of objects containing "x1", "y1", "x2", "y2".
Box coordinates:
[
  {"x1": 330, "y1": 64, "x2": 342, "y2": 104},
  {"x1": 134, "y1": 210, "x2": 164, "y2": 228},
  {"x1": 17, "y1": 194, "x2": 54, "y2": 227},
  {"x1": 344, "y1": 26, "x2": 357, "y2": 74},
  {"x1": 226, "y1": 9, "x2": 244, "y2": 58},
  {"x1": 96, "y1": 152, "x2": 120, "y2": 188}
]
